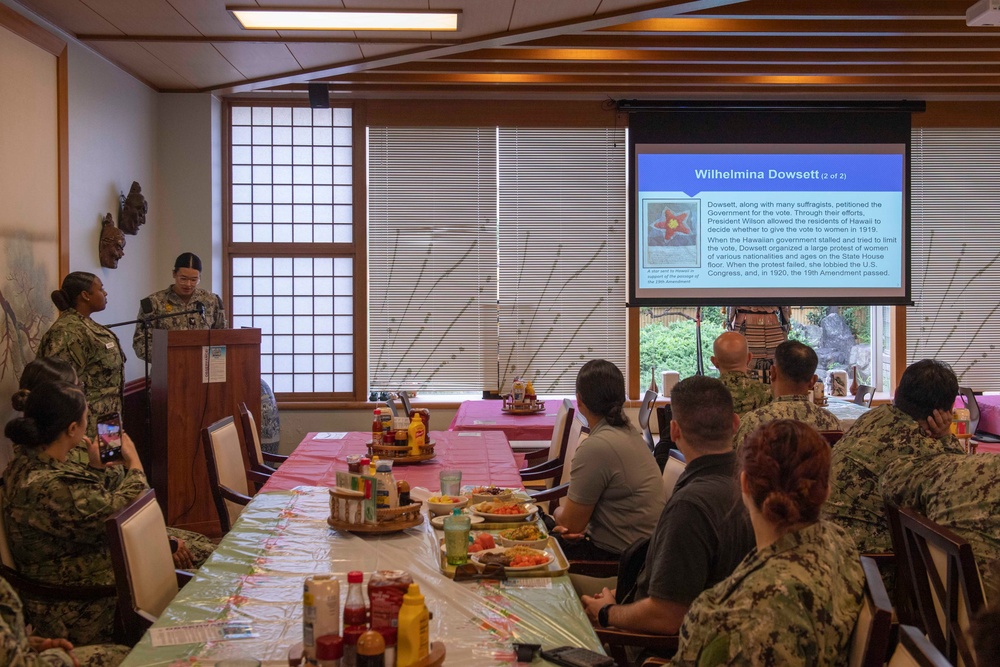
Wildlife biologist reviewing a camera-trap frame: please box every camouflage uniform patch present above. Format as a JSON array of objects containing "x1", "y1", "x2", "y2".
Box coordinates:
[
  {"x1": 132, "y1": 286, "x2": 227, "y2": 361},
  {"x1": 2, "y1": 450, "x2": 148, "y2": 645},
  {"x1": 718, "y1": 370, "x2": 772, "y2": 416},
  {"x1": 734, "y1": 395, "x2": 841, "y2": 449},
  {"x1": 824, "y1": 404, "x2": 964, "y2": 553},
  {"x1": 37, "y1": 309, "x2": 124, "y2": 439},
  {"x1": 671, "y1": 521, "x2": 863, "y2": 667},
  {"x1": 881, "y1": 452, "x2": 1000, "y2": 597},
  {"x1": 1, "y1": 576, "x2": 128, "y2": 667}
]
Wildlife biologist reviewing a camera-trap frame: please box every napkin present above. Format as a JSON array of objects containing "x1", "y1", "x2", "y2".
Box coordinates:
[{"x1": 409, "y1": 486, "x2": 433, "y2": 503}]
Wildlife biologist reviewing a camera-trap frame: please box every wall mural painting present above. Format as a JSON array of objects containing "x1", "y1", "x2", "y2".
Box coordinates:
[{"x1": 0, "y1": 233, "x2": 57, "y2": 469}]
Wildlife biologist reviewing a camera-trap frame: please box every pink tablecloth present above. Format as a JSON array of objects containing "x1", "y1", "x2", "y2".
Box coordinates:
[
  {"x1": 448, "y1": 399, "x2": 574, "y2": 441},
  {"x1": 973, "y1": 395, "x2": 1000, "y2": 437},
  {"x1": 260, "y1": 430, "x2": 525, "y2": 492}
]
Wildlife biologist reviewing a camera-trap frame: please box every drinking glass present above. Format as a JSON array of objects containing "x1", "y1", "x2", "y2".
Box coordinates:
[{"x1": 439, "y1": 469, "x2": 462, "y2": 495}]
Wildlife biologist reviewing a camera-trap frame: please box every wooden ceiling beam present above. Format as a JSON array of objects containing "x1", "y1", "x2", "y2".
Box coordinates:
[
  {"x1": 367, "y1": 62, "x2": 1000, "y2": 76},
  {"x1": 521, "y1": 34, "x2": 1000, "y2": 50},
  {"x1": 436, "y1": 49, "x2": 1000, "y2": 64}
]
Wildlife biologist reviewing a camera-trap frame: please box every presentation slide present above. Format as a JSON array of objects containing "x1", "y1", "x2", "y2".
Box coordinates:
[{"x1": 633, "y1": 143, "x2": 907, "y2": 304}]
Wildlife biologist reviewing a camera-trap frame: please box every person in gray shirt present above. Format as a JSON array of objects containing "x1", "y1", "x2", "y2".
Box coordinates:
[{"x1": 552, "y1": 359, "x2": 665, "y2": 560}]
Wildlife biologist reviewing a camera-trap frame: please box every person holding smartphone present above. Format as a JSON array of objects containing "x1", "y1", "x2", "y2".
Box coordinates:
[
  {"x1": 2, "y1": 380, "x2": 146, "y2": 646},
  {"x1": 9, "y1": 358, "x2": 215, "y2": 573}
]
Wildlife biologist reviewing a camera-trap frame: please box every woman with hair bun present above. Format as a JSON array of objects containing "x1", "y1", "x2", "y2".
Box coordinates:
[
  {"x1": 36, "y1": 272, "x2": 124, "y2": 442},
  {"x1": 551, "y1": 359, "x2": 665, "y2": 560},
  {"x1": 670, "y1": 420, "x2": 863, "y2": 667},
  {"x1": 3, "y1": 381, "x2": 146, "y2": 646}
]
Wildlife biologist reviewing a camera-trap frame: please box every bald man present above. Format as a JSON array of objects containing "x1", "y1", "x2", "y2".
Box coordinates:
[{"x1": 711, "y1": 331, "x2": 771, "y2": 416}]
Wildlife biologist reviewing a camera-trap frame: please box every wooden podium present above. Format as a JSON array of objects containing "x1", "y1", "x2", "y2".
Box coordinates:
[{"x1": 150, "y1": 328, "x2": 261, "y2": 536}]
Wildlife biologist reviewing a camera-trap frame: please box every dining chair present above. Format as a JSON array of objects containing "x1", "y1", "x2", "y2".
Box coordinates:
[
  {"x1": 596, "y1": 626, "x2": 678, "y2": 667},
  {"x1": 386, "y1": 397, "x2": 400, "y2": 418},
  {"x1": 887, "y1": 625, "x2": 954, "y2": 667},
  {"x1": 819, "y1": 430, "x2": 845, "y2": 446},
  {"x1": 238, "y1": 401, "x2": 287, "y2": 477},
  {"x1": 202, "y1": 416, "x2": 266, "y2": 533},
  {"x1": 848, "y1": 556, "x2": 895, "y2": 667},
  {"x1": 661, "y1": 449, "x2": 687, "y2": 502},
  {"x1": 854, "y1": 385, "x2": 876, "y2": 407},
  {"x1": 398, "y1": 391, "x2": 413, "y2": 416},
  {"x1": 895, "y1": 507, "x2": 985, "y2": 667},
  {"x1": 0, "y1": 478, "x2": 116, "y2": 604},
  {"x1": 519, "y1": 398, "x2": 575, "y2": 478},
  {"x1": 637, "y1": 389, "x2": 658, "y2": 452},
  {"x1": 957, "y1": 387, "x2": 981, "y2": 438},
  {"x1": 105, "y1": 490, "x2": 193, "y2": 645}
]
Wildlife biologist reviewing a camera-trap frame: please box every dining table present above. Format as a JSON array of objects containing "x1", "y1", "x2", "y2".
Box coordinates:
[
  {"x1": 119, "y1": 431, "x2": 605, "y2": 666},
  {"x1": 824, "y1": 396, "x2": 871, "y2": 431},
  {"x1": 448, "y1": 399, "x2": 574, "y2": 443}
]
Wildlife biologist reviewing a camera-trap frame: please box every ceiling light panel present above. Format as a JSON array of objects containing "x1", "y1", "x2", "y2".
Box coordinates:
[{"x1": 230, "y1": 8, "x2": 460, "y2": 31}]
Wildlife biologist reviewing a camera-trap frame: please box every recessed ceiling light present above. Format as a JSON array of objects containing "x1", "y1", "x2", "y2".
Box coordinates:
[{"x1": 229, "y1": 8, "x2": 460, "y2": 31}]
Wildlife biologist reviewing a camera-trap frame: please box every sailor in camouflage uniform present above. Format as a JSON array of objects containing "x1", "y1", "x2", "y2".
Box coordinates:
[
  {"x1": 672, "y1": 420, "x2": 863, "y2": 667},
  {"x1": 3, "y1": 381, "x2": 148, "y2": 646},
  {"x1": 733, "y1": 341, "x2": 839, "y2": 448},
  {"x1": 881, "y1": 452, "x2": 1000, "y2": 598},
  {"x1": 1, "y1": 576, "x2": 129, "y2": 667},
  {"x1": 132, "y1": 252, "x2": 227, "y2": 361},
  {"x1": 36, "y1": 273, "x2": 123, "y2": 443},
  {"x1": 824, "y1": 359, "x2": 964, "y2": 554},
  {"x1": 711, "y1": 332, "x2": 771, "y2": 416}
]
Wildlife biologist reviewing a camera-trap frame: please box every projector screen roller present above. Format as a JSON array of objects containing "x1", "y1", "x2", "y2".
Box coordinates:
[{"x1": 626, "y1": 107, "x2": 914, "y2": 306}]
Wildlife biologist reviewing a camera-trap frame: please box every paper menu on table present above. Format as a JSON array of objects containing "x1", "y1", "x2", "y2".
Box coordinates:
[{"x1": 149, "y1": 621, "x2": 256, "y2": 647}]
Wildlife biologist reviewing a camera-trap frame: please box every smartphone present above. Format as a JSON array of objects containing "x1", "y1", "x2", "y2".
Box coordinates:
[
  {"x1": 97, "y1": 412, "x2": 124, "y2": 463},
  {"x1": 540, "y1": 646, "x2": 615, "y2": 667}
]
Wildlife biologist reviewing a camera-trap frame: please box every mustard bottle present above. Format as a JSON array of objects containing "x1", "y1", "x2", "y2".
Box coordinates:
[
  {"x1": 407, "y1": 412, "x2": 426, "y2": 455},
  {"x1": 396, "y1": 583, "x2": 429, "y2": 667}
]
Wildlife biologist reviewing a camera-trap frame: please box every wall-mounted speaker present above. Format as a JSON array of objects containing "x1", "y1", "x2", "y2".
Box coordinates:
[{"x1": 308, "y1": 83, "x2": 330, "y2": 109}]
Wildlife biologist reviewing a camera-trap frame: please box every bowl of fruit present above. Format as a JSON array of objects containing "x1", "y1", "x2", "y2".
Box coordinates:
[
  {"x1": 471, "y1": 500, "x2": 537, "y2": 522},
  {"x1": 426, "y1": 495, "x2": 469, "y2": 516},
  {"x1": 498, "y1": 524, "x2": 549, "y2": 550}
]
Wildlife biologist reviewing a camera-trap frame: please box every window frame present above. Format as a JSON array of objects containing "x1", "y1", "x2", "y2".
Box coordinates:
[{"x1": 223, "y1": 99, "x2": 369, "y2": 404}]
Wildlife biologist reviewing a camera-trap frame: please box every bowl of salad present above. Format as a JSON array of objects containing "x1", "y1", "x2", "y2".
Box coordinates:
[{"x1": 498, "y1": 524, "x2": 549, "y2": 550}]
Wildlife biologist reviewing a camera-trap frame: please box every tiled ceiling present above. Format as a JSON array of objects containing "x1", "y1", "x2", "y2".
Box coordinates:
[{"x1": 12, "y1": 0, "x2": 1000, "y2": 99}]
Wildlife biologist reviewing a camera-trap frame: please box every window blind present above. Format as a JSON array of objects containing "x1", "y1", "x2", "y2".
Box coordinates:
[
  {"x1": 368, "y1": 127, "x2": 498, "y2": 393},
  {"x1": 908, "y1": 128, "x2": 1000, "y2": 391},
  {"x1": 497, "y1": 127, "x2": 628, "y2": 394}
]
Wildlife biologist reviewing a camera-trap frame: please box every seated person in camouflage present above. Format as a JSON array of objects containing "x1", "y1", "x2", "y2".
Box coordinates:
[
  {"x1": 581, "y1": 376, "x2": 754, "y2": 638},
  {"x1": 881, "y1": 451, "x2": 1000, "y2": 597},
  {"x1": 2, "y1": 381, "x2": 147, "y2": 646},
  {"x1": 711, "y1": 332, "x2": 771, "y2": 416},
  {"x1": 733, "y1": 341, "x2": 839, "y2": 449},
  {"x1": 1, "y1": 575, "x2": 129, "y2": 667},
  {"x1": 672, "y1": 420, "x2": 863, "y2": 667},
  {"x1": 11, "y1": 358, "x2": 215, "y2": 571},
  {"x1": 37, "y1": 272, "x2": 124, "y2": 442},
  {"x1": 824, "y1": 359, "x2": 964, "y2": 554},
  {"x1": 132, "y1": 252, "x2": 227, "y2": 361}
]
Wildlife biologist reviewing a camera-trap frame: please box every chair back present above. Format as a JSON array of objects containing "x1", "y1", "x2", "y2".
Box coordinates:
[
  {"x1": 557, "y1": 413, "x2": 587, "y2": 487},
  {"x1": 637, "y1": 389, "x2": 658, "y2": 451},
  {"x1": 897, "y1": 507, "x2": 985, "y2": 667},
  {"x1": 238, "y1": 401, "x2": 264, "y2": 469},
  {"x1": 854, "y1": 385, "x2": 876, "y2": 407},
  {"x1": 887, "y1": 625, "x2": 954, "y2": 667},
  {"x1": 105, "y1": 490, "x2": 179, "y2": 642},
  {"x1": 202, "y1": 416, "x2": 250, "y2": 532},
  {"x1": 849, "y1": 556, "x2": 895, "y2": 667},
  {"x1": 957, "y1": 388, "x2": 981, "y2": 436},
  {"x1": 820, "y1": 430, "x2": 845, "y2": 446},
  {"x1": 386, "y1": 398, "x2": 400, "y2": 418},
  {"x1": 398, "y1": 391, "x2": 413, "y2": 416},
  {"x1": 546, "y1": 399, "x2": 575, "y2": 464},
  {"x1": 661, "y1": 449, "x2": 686, "y2": 502},
  {"x1": 0, "y1": 491, "x2": 16, "y2": 570}
]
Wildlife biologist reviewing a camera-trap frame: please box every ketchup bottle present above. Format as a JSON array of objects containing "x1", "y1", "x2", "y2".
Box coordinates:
[{"x1": 343, "y1": 570, "x2": 368, "y2": 628}]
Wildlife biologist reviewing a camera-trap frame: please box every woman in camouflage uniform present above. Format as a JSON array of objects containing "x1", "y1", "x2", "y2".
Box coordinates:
[
  {"x1": 2, "y1": 381, "x2": 146, "y2": 646},
  {"x1": 37, "y1": 273, "x2": 124, "y2": 442},
  {"x1": 9, "y1": 358, "x2": 215, "y2": 572},
  {"x1": 671, "y1": 420, "x2": 864, "y2": 667},
  {"x1": 0, "y1": 575, "x2": 129, "y2": 666}
]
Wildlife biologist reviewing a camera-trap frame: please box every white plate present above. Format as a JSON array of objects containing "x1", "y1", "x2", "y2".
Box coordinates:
[
  {"x1": 470, "y1": 502, "x2": 538, "y2": 522},
  {"x1": 430, "y1": 513, "x2": 485, "y2": 529},
  {"x1": 470, "y1": 547, "x2": 552, "y2": 571}
]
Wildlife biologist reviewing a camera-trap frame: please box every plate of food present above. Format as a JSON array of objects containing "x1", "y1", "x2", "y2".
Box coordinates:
[
  {"x1": 471, "y1": 546, "x2": 552, "y2": 572},
  {"x1": 497, "y1": 524, "x2": 549, "y2": 550},
  {"x1": 471, "y1": 501, "x2": 538, "y2": 522},
  {"x1": 426, "y1": 495, "x2": 469, "y2": 516},
  {"x1": 430, "y1": 511, "x2": 485, "y2": 529},
  {"x1": 468, "y1": 486, "x2": 518, "y2": 504}
]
